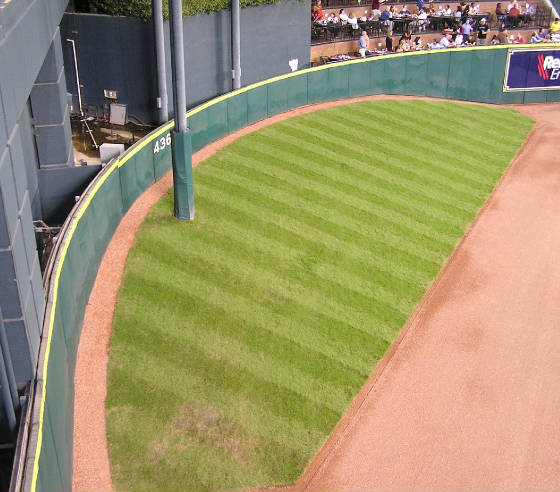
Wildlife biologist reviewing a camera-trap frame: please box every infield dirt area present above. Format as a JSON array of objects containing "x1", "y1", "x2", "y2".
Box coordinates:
[{"x1": 73, "y1": 98, "x2": 560, "y2": 492}]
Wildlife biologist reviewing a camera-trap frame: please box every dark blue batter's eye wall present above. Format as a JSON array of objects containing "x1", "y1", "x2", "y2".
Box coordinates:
[{"x1": 60, "y1": 0, "x2": 312, "y2": 125}]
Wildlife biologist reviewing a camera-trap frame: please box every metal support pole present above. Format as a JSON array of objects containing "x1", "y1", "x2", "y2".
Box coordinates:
[
  {"x1": 232, "y1": 0, "x2": 241, "y2": 90},
  {"x1": 67, "y1": 39, "x2": 83, "y2": 117},
  {"x1": 169, "y1": 0, "x2": 187, "y2": 133},
  {"x1": 153, "y1": 0, "x2": 168, "y2": 124},
  {"x1": 66, "y1": 38, "x2": 98, "y2": 149},
  {"x1": 169, "y1": 0, "x2": 194, "y2": 220}
]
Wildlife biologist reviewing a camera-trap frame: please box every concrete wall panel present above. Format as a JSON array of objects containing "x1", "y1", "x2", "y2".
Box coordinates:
[
  {"x1": 36, "y1": 30, "x2": 64, "y2": 84},
  {"x1": 20, "y1": 192, "x2": 38, "y2": 273},
  {"x1": 0, "y1": 250, "x2": 21, "y2": 319},
  {"x1": 34, "y1": 110, "x2": 72, "y2": 165},
  {"x1": 0, "y1": 148, "x2": 18, "y2": 240},
  {"x1": 4, "y1": 319, "x2": 33, "y2": 385},
  {"x1": 30, "y1": 71, "x2": 68, "y2": 126},
  {"x1": 7, "y1": 125, "x2": 28, "y2": 209}
]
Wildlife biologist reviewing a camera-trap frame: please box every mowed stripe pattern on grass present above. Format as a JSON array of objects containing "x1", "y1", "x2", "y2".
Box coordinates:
[{"x1": 106, "y1": 100, "x2": 534, "y2": 491}]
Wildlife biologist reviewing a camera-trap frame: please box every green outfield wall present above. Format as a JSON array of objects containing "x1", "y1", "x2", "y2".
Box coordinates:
[{"x1": 20, "y1": 44, "x2": 559, "y2": 492}]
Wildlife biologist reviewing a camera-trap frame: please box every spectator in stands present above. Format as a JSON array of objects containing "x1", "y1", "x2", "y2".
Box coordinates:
[
  {"x1": 413, "y1": 36, "x2": 423, "y2": 49},
  {"x1": 312, "y1": 1, "x2": 324, "y2": 23},
  {"x1": 508, "y1": 3, "x2": 520, "y2": 27},
  {"x1": 443, "y1": 4, "x2": 453, "y2": 15},
  {"x1": 339, "y1": 8, "x2": 349, "y2": 24},
  {"x1": 348, "y1": 12, "x2": 360, "y2": 29},
  {"x1": 506, "y1": 1, "x2": 515, "y2": 11},
  {"x1": 396, "y1": 38, "x2": 411, "y2": 51},
  {"x1": 417, "y1": 8, "x2": 429, "y2": 30},
  {"x1": 327, "y1": 13, "x2": 339, "y2": 23},
  {"x1": 460, "y1": 2, "x2": 470, "y2": 22},
  {"x1": 372, "y1": 0, "x2": 387, "y2": 12},
  {"x1": 417, "y1": 0, "x2": 425, "y2": 11},
  {"x1": 359, "y1": 31, "x2": 371, "y2": 56},
  {"x1": 385, "y1": 30, "x2": 394, "y2": 50},
  {"x1": 454, "y1": 6, "x2": 463, "y2": 21},
  {"x1": 399, "y1": 30, "x2": 412, "y2": 47},
  {"x1": 522, "y1": 2, "x2": 534, "y2": 15},
  {"x1": 550, "y1": 18, "x2": 560, "y2": 40},
  {"x1": 462, "y1": 18, "x2": 473, "y2": 38},
  {"x1": 400, "y1": 4, "x2": 411, "y2": 15},
  {"x1": 454, "y1": 29, "x2": 464, "y2": 45},
  {"x1": 496, "y1": 2, "x2": 506, "y2": 22},
  {"x1": 439, "y1": 28, "x2": 455, "y2": 47},
  {"x1": 537, "y1": 27, "x2": 547, "y2": 39},
  {"x1": 381, "y1": 7, "x2": 393, "y2": 31},
  {"x1": 477, "y1": 17, "x2": 489, "y2": 44},
  {"x1": 497, "y1": 27, "x2": 509, "y2": 42},
  {"x1": 470, "y1": 2, "x2": 480, "y2": 13},
  {"x1": 530, "y1": 30, "x2": 541, "y2": 42}
]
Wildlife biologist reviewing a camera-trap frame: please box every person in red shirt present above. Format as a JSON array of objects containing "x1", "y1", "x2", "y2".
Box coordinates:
[
  {"x1": 372, "y1": 0, "x2": 386, "y2": 11},
  {"x1": 508, "y1": 3, "x2": 520, "y2": 27},
  {"x1": 312, "y1": 1, "x2": 324, "y2": 23}
]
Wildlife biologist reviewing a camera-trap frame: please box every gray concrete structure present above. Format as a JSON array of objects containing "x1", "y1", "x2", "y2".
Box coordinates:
[
  {"x1": 0, "y1": 0, "x2": 77, "y2": 457},
  {"x1": 61, "y1": 0, "x2": 311, "y2": 123}
]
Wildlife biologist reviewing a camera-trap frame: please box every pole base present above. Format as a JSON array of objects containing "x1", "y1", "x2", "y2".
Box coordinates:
[{"x1": 171, "y1": 130, "x2": 195, "y2": 220}]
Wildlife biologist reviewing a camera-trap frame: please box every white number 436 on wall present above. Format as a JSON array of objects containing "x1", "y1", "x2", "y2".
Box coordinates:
[{"x1": 153, "y1": 133, "x2": 171, "y2": 154}]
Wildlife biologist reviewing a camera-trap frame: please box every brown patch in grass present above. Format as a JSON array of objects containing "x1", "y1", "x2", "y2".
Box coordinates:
[{"x1": 149, "y1": 403, "x2": 254, "y2": 465}]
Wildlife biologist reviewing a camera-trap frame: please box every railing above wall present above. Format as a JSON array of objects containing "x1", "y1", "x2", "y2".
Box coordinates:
[{"x1": 17, "y1": 44, "x2": 560, "y2": 492}]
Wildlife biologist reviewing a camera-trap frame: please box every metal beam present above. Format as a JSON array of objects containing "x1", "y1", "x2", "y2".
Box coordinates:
[
  {"x1": 169, "y1": 0, "x2": 187, "y2": 132},
  {"x1": 232, "y1": 0, "x2": 241, "y2": 90},
  {"x1": 153, "y1": 0, "x2": 168, "y2": 124}
]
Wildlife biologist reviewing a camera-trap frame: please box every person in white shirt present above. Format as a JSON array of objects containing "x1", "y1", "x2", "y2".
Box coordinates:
[
  {"x1": 348, "y1": 12, "x2": 360, "y2": 28},
  {"x1": 439, "y1": 29, "x2": 455, "y2": 47},
  {"x1": 417, "y1": 8, "x2": 429, "y2": 30},
  {"x1": 400, "y1": 4, "x2": 411, "y2": 15},
  {"x1": 339, "y1": 8, "x2": 349, "y2": 23}
]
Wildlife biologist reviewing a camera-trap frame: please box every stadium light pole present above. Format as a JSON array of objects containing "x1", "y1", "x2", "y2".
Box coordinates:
[
  {"x1": 153, "y1": 0, "x2": 168, "y2": 124},
  {"x1": 168, "y1": 0, "x2": 195, "y2": 220},
  {"x1": 232, "y1": 0, "x2": 241, "y2": 90}
]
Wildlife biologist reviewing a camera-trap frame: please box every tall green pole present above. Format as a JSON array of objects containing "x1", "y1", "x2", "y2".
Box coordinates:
[{"x1": 169, "y1": 0, "x2": 194, "y2": 220}]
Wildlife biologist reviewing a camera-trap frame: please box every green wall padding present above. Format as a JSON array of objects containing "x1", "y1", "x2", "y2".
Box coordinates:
[
  {"x1": 404, "y1": 55, "x2": 429, "y2": 96},
  {"x1": 29, "y1": 45, "x2": 560, "y2": 492},
  {"x1": 348, "y1": 62, "x2": 370, "y2": 97}
]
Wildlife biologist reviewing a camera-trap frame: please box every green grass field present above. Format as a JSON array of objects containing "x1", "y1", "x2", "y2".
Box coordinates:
[{"x1": 106, "y1": 100, "x2": 534, "y2": 491}]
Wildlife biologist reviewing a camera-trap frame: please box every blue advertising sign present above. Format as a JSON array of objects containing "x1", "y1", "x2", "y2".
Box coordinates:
[{"x1": 503, "y1": 48, "x2": 560, "y2": 92}]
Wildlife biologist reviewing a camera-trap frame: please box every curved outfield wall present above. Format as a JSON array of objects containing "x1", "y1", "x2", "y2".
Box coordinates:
[{"x1": 20, "y1": 44, "x2": 560, "y2": 492}]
